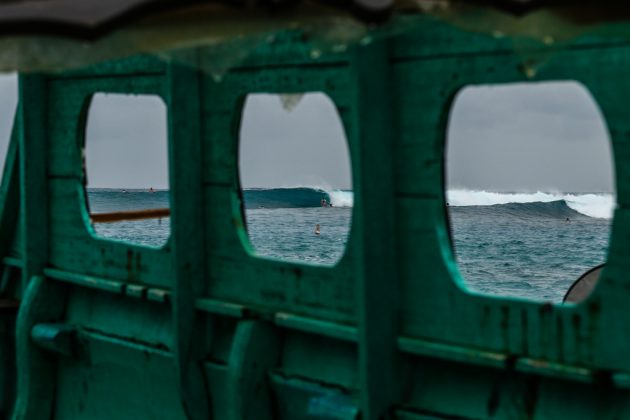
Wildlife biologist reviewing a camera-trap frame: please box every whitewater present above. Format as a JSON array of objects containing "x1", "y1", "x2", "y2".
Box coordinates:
[
  {"x1": 447, "y1": 190, "x2": 615, "y2": 219},
  {"x1": 243, "y1": 187, "x2": 614, "y2": 219},
  {"x1": 242, "y1": 187, "x2": 353, "y2": 209}
]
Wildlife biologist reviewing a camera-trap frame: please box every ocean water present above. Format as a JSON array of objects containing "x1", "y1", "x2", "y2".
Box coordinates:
[
  {"x1": 245, "y1": 208, "x2": 351, "y2": 265},
  {"x1": 447, "y1": 191, "x2": 612, "y2": 302},
  {"x1": 87, "y1": 188, "x2": 613, "y2": 302},
  {"x1": 88, "y1": 189, "x2": 171, "y2": 246}
]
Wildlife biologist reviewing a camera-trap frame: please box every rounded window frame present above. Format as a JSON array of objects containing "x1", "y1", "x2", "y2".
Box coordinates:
[
  {"x1": 77, "y1": 91, "x2": 173, "y2": 251},
  {"x1": 232, "y1": 91, "x2": 356, "y2": 269},
  {"x1": 440, "y1": 79, "x2": 617, "y2": 306}
]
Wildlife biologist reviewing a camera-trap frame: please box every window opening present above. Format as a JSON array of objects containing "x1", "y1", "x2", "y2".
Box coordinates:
[
  {"x1": 238, "y1": 92, "x2": 352, "y2": 266},
  {"x1": 446, "y1": 81, "x2": 615, "y2": 302},
  {"x1": 84, "y1": 93, "x2": 169, "y2": 247}
]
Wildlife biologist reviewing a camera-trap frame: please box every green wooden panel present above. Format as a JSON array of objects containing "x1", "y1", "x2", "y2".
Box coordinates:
[
  {"x1": 204, "y1": 184, "x2": 356, "y2": 323},
  {"x1": 352, "y1": 39, "x2": 400, "y2": 420},
  {"x1": 7, "y1": 10, "x2": 630, "y2": 420},
  {"x1": 533, "y1": 377, "x2": 630, "y2": 418},
  {"x1": 48, "y1": 179, "x2": 173, "y2": 288},
  {"x1": 269, "y1": 373, "x2": 358, "y2": 420},
  {"x1": 54, "y1": 333, "x2": 185, "y2": 419},
  {"x1": 64, "y1": 287, "x2": 173, "y2": 349},
  {"x1": 167, "y1": 55, "x2": 210, "y2": 420},
  {"x1": 281, "y1": 330, "x2": 357, "y2": 390},
  {"x1": 206, "y1": 254, "x2": 356, "y2": 323},
  {"x1": 19, "y1": 75, "x2": 47, "y2": 288},
  {"x1": 388, "y1": 22, "x2": 630, "y2": 375}
]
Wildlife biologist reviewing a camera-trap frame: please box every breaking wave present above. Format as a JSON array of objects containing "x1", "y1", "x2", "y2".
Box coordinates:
[
  {"x1": 243, "y1": 187, "x2": 353, "y2": 209},
  {"x1": 447, "y1": 190, "x2": 615, "y2": 219}
]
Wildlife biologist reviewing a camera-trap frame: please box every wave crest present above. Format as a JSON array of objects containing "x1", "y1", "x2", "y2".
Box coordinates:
[
  {"x1": 243, "y1": 187, "x2": 353, "y2": 209},
  {"x1": 447, "y1": 190, "x2": 615, "y2": 219}
]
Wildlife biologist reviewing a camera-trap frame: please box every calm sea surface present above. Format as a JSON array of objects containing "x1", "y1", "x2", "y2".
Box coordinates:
[{"x1": 88, "y1": 188, "x2": 612, "y2": 302}]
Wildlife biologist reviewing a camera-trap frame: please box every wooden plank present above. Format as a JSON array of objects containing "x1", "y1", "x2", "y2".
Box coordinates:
[
  {"x1": 167, "y1": 53, "x2": 209, "y2": 420},
  {"x1": 207, "y1": 256, "x2": 355, "y2": 324},
  {"x1": 398, "y1": 337, "x2": 508, "y2": 369},
  {"x1": 18, "y1": 75, "x2": 48, "y2": 288},
  {"x1": 194, "y1": 297, "x2": 245, "y2": 318},
  {"x1": 44, "y1": 267, "x2": 124, "y2": 293},
  {"x1": 352, "y1": 39, "x2": 400, "y2": 420},
  {"x1": 275, "y1": 312, "x2": 358, "y2": 342}
]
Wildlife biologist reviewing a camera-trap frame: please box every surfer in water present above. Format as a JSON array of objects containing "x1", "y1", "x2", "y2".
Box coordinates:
[
  {"x1": 314, "y1": 224, "x2": 321, "y2": 235},
  {"x1": 321, "y1": 198, "x2": 328, "y2": 207},
  {"x1": 565, "y1": 217, "x2": 571, "y2": 223},
  {"x1": 149, "y1": 187, "x2": 155, "y2": 193}
]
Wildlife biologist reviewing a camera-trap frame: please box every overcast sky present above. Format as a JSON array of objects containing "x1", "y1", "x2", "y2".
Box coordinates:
[
  {"x1": 0, "y1": 75, "x2": 614, "y2": 193},
  {"x1": 239, "y1": 93, "x2": 351, "y2": 190},
  {"x1": 447, "y1": 81, "x2": 614, "y2": 193},
  {"x1": 85, "y1": 93, "x2": 169, "y2": 189}
]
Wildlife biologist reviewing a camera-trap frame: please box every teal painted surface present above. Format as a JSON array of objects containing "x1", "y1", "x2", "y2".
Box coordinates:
[{"x1": 1, "y1": 10, "x2": 630, "y2": 419}]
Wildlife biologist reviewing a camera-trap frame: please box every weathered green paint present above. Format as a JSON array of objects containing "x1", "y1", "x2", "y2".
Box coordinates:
[
  {"x1": 1, "y1": 9, "x2": 630, "y2": 419},
  {"x1": 353, "y1": 38, "x2": 400, "y2": 420},
  {"x1": 169, "y1": 52, "x2": 210, "y2": 420},
  {"x1": 18, "y1": 76, "x2": 47, "y2": 289}
]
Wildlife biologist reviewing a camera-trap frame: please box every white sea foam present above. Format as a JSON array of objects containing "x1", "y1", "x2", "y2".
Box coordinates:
[
  {"x1": 328, "y1": 189, "x2": 354, "y2": 207},
  {"x1": 447, "y1": 190, "x2": 615, "y2": 219},
  {"x1": 301, "y1": 181, "x2": 354, "y2": 208}
]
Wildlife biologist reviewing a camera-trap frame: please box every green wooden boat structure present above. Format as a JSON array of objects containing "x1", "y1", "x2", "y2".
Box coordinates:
[{"x1": 1, "y1": 0, "x2": 630, "y2": 418}]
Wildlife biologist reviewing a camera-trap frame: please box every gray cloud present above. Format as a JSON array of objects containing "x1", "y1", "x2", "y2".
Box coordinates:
[
  {"x1": 0, "y1": 81, "x2": 354, "y2": 191},
  {"x1": 239, "y1": 93, "x2": 352, "y2": 190},
  {"x1": 85, "y1": 93, "x2": 169, "y2": 189},
  {"x1": 447, "y1": 81, "x2": 614, "y2": 193},
  {"x1": 0, "y1": 76, "x2": 613, "y2": 194}
]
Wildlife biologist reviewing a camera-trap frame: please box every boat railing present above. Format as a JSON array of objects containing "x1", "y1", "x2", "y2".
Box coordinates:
[{"x1": 89, "y1": 208, "x2": 170, "y2": 223}]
